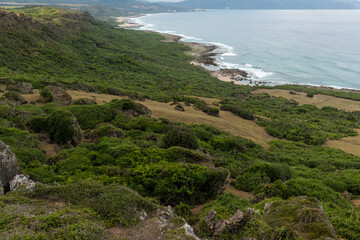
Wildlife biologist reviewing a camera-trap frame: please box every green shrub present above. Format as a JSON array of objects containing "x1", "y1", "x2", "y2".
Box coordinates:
[
  {"x1": 174, "y1": 203, "x2": 192, "y2": 218},
  {"x1": 40, "y1": 88, "x2": 53, "y2": 103},
  {"x1": 235, "y1": 162, "x2": 291, "y2": 192},
  {"x1": 348, "y1": 184, "x2": 360, "y2": 195},
  {"x1": 220, "y1": 104, "x2": 255, "y2": 120},
  {"x1": 29, "y1": 116, "x2": 47, "y2": 133},
  {"x1": 67, "y1": 105, "x2": 116, "y2": 130},
  {"x1": 161, "y1": 126, "x2": 199, "y2": 150},
  {"x1": 47, "y1": 110, "x2": 79, "y2": 144},
  {"x1": 284, "y1": 178, "x2": 351, "y2": 208},
  {"x1": 235, "y1": 172, "x2": 268, "y2": 192},
  {"x1": 306, "y1": 93, "x2": 314, "y2": 98},
  {"x1": 129, "y1": 162, "x2": 228, "y2": 206}
]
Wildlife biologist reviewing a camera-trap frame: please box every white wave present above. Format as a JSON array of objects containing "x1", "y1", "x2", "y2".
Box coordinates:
[
  {"x1": 208, "y1": 42, "x2": 237, "y2": 57},
  {"x1": 129, "y1": 16, "x2": 276, "y2": 81},
  {"x1": 246, "y1": 68, "x2": 273, "y2": 79},
  {"x1": 219, "y1": 62, "x2": 241, "y2": 69},
  {"x1": 222, "y1": 52, "x2": 238, "y2": 57},
  {"x1": 176, "y1": 34, "x2": 202, "y2": 41},
  {"x1": 219, "y1": 62, "x2": 273, "y2": 79},
  {"x1": 128, "y1": 17, "x2": 155, "y2": 30},
  {"x1": 162, "y1": 30, "x2": 177, "y2": 34}
]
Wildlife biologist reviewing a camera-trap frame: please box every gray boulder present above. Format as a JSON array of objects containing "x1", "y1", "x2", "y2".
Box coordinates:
[
  {"x1": 0, "y1": 141, "x2": 21, "y2": 194},
  {"x1": 2, "y1": 91, "x2": 27, "y2": 106},
  {"x1": 41, "y1": 86, "x2": 72, "y2": 105},
  {"x1": 203, "y1": 208, "x2": 252, "y2": 236},
  {"x1": 10, "y1": 174, "x2": 37, "y2": 192},
  {"x1": 6, "y1": 82, "x2": 34, "y2": 94}
]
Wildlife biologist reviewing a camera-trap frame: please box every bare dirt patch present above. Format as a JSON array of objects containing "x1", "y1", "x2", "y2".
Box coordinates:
[
  {"x1": 39, "y1": 141, "x2": 59, "y2": 158},
  {"x1": 324, "y1": 129, "x2": 360, "y2": 157},
  {"x1": 253, "y1": 89, "x2": 360, "y2": 112},
  {"x1": 352, "y1": 199, "x2": 360, "y2": 208},
  {"x1": 223, "y1": 179, "x2": 254, "y2": 200}
]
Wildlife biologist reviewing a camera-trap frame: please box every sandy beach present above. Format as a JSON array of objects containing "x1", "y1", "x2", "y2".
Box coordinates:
[{"x1": 116, "y1": 16, "x2": 140, "y2": 29}]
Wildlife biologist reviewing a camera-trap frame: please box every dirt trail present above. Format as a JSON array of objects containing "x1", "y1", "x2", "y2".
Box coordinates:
[
  {"x1": 223, "y1": 179, "x2": 254, "y2": 200},
  {"x1": 253, "y1": 89, "x2": 360, "y2": 112}
]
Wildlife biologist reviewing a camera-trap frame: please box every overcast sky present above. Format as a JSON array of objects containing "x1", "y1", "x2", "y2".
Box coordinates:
[{"x1": 146, "y1": 0, "x2": 183, "y2": 2}]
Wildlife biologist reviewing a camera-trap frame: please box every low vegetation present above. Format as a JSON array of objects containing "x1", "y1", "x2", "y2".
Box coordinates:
[
  {"x1": 220, "y1": 93, "x2": 360, "y2": 145},
  {"x1": 0, "y1": 6, "x2": 359, "y2": 240}
]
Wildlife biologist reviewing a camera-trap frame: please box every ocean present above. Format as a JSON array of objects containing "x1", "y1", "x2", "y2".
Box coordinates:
[{"x1": 129, "y1": 10, "x2": 360, "y2": 89}]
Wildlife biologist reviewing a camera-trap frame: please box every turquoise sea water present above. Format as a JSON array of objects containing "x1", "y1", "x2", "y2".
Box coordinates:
[{"x1": 129, "y1": 10, "x2": 360, "y2": 89}]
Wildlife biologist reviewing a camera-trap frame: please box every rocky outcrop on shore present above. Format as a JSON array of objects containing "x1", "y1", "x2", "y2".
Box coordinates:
[{"x1": 219, "y1": 68, "x2": 249, "y2": 79}]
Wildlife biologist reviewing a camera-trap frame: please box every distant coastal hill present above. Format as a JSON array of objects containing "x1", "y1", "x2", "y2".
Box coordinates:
[
  {"x1": 163, "y1": 0, "x2": 358, "y2": 9},
  {"x1": 0, "y1": 0, "x2": 183, "y2": 18}
]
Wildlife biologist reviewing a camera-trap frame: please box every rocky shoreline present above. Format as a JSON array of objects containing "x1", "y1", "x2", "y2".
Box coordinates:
[{"x1": 117, "y1": 16, "x2": 360, "y2": 92}]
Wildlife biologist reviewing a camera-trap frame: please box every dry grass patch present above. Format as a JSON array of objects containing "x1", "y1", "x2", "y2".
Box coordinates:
[
  {"x1": 253, "y1": 89, "x2": 360, "y2": 112},
  {"x1": 324, "y1": 129, "x2": 360, "y2": 157},
  {"x1": 68, "y1": 90, "x2": 273, "y2": 148}
]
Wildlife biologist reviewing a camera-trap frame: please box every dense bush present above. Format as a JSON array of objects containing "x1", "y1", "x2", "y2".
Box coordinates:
[
  {"x1": 235, "y1": 162, "x2": 292, "y2": 192},
  {"x1": 284, "y1": 178, "x2": 351, "y2": 209},
  {"x1": 67, "y1": 105, "x2": 116, "y2": 130},
  {"x1": 174, "y1": 203, "x2": 192, "y2": 219},
  {"x1": 128, "y1": 162, "x2": 229, "y2": 206},
  {"x1": 29, "y1": 116, "x2": 47, "y2": 133},
  {"x1": 220, "y1": 103, "x2": 255, "y2": 120},
  {"x1": 40, "y1": 88, "x2": 53, "y2": 103},
  {"x1": 161, "y1": 126, "x2": 199, "y2": 150},
  {"x1": 47, "y1": 109, "x2": 81, "y2": 145}
]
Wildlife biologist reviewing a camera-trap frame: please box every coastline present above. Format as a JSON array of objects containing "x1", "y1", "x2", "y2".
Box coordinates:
[
  {"x1": 117, "y1": 17, "x2": 249, "y2": 85},
  {"x1": 117, "y1": 16, "x2": 360, "y2": 93}
]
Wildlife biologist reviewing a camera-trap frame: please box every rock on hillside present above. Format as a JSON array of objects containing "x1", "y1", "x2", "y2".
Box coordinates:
[
  {"x1": 41, "y1": 86, "x2": 72, "y2": 105},
  {"x1": 112, "y1": 205, "x2": 200, "y2": 239},
  {"x1": 0, "y1": 140, "x2": 21, "y2": 195},
  {"x1": 6, "y1": 82, "x2": 34, "y2": 94},
  {"x1": 10, "y1": 174, "x2": 37, "y2": 192},
  {"x1": 2, "y1": 91, "x2": 28, "y2": 106},
  {"x1": 262, "y1": 196, "x2": 338, "y2": 240}
]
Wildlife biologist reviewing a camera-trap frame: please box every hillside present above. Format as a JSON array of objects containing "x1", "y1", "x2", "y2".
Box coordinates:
[
  {"x1": 0, "y1": 6, "x2": 360, "y2": 240},
  {"x1": 165, "y1": 0, "x2": 357, "y2": 9},
  {"x1": 0, "y1": 0, "x2": 182, "y2": 18},
  {"x1": 0, "y1": 7, "x2": 249, "y2": 101}
]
